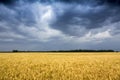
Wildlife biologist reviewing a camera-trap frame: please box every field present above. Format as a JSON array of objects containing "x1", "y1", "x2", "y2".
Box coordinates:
[{"x1": 0, "y1": 52, "x2": 120, "y2": 80}]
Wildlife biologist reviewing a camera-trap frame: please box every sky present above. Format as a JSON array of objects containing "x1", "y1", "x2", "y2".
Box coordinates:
[{"x1": 0, "y1": 0, "x2": 120, "y2": 51}]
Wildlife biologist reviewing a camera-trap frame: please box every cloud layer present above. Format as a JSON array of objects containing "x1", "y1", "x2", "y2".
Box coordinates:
[{"x1": 0, "y1": 0, "x2": 120, "y2": 51}]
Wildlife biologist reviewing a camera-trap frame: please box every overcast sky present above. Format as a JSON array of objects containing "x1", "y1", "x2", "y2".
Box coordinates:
[{"x1": 0, "y1": 0, "x2": 120, "y2": 51}]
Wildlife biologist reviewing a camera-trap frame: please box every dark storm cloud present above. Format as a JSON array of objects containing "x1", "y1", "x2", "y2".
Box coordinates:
[
  {"x1": 60, "y1": 0, "x2": 120, "y2": 6},
  {"x1": 41, "y1": 0, "x2": 120, "y2": 6},
  {"x1": 1, "y1": 0, "x2": 120, "y2": 6},
  {"x1": 0, "y1": 0, "x2": 120, "y2": 37},
  {"x1": 50, "y1": 3, "x2": 120, "y2": 36},
  {"x1": 0, "y1": 0, "x2": 16, "y2": 5},
  {"x1": 0, "y1": 0, "x2": 120, "y2": 51}
]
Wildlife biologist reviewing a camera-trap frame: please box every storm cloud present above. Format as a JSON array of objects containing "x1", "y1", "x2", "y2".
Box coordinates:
[{"x1": 0, "y1": 0, "x2": 120, "y2": 51}]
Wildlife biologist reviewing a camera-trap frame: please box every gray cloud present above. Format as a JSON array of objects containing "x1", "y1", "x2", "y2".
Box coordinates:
[
  {"x1": 0, "y1": 0, "x2": 120, "y2": 51},
  {"x1": 51, "y1": 3, "x2": 120, "y2": 37},
  {"x1": 1, "y1": 0, "x2": 120, "y2": 5},
  {"x1": 0, "y1": 0, "x2": 15, "y2": 5}
]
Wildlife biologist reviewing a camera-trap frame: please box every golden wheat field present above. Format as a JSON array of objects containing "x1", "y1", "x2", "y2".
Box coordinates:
[{"x1": 0, "y1": 52, "x2": 120, "y2": 80}]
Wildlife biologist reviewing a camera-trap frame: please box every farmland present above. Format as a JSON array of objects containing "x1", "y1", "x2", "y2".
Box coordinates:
[{"x1": 0, "y1": 52, "x2": 120, "y2": 80}]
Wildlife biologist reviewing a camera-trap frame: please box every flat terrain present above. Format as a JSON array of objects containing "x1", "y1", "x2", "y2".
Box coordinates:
[{"x1": 0, "y1": 52, "x2": 120, "y2": 80}]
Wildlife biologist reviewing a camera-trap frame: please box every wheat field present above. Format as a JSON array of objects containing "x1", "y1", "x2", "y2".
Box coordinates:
[{"x1": 0, "y1": 52, "x2": 120, "y2": 80}]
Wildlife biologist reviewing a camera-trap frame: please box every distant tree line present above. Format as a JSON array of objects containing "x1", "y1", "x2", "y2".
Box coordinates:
[
  {"x1": 12, "y1": 49, "x2": 115, "y2": 52},
  {"x1": 49, "y1": 49, "x2": 115, "y2": 52},
  {"x1": 12, "y1": 50, "x2": 19, "y2": 52}
]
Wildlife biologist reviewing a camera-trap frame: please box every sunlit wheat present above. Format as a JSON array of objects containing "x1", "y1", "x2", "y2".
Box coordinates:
[{"x1": 0, "y1": 52, "x2": 120, "y2": 80}]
